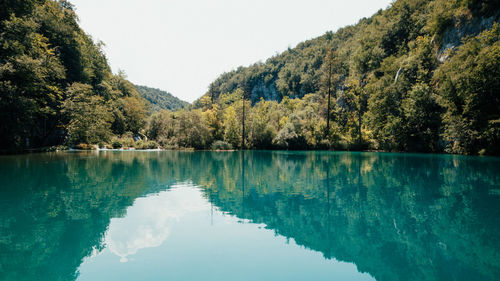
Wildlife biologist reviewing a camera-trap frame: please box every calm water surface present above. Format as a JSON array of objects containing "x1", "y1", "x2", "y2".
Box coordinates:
[{"x1": 0, "y1": 151, "x2": 499, "y2": 281}]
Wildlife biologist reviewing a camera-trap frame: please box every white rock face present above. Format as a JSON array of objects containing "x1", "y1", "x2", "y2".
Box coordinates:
[{"x1": 438, "y1": 16, "x2": 497, "y2": 62}]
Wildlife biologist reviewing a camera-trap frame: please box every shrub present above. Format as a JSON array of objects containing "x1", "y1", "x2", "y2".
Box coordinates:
[
  {"x1": 74, "y1": 143, "x2": 91, "y2": 150},
  {"x1": 112, "y1": 141, "x2": 122, "y2": 149},
  {"x1": 119, "y1": 133, "x2": 135, "y2": 148},
  {"x1": 316, "y1": 139, "x2": 331, "y2": 150},
  {"x1": 135, "y1": 140, "x2": 159, "y2": 149},
  {"x1": 211, "y1": 140, "x2": 233, "y2": 150}
]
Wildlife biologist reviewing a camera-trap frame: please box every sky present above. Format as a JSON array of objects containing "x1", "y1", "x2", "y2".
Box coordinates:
[{"x1": 71, "y1": 0, "x2": 393, "y2": 102}]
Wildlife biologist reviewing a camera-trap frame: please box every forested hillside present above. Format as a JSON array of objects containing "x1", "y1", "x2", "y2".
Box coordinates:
[
  {"x1": 1, "y1": 0, "x2": 499, "y2": 155},
  {"x1": 0, "y1": 0, "x2": 149, "y2": 151},
  {"x1": 159, "y1": 0, "x2": 498, "y2": 155},
  {"x1": 135, "y1": 85, "x2": 188, "y2": 112}
]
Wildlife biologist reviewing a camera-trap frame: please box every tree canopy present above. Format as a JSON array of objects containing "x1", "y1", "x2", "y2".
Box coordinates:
[
  {"x1": 1, "y1": 0, "x2": 498, "y2": 155},
  {"x1": 134, "y1": 85, "x2": 188, "y2": 112},
  {"x1": 0, "y1": 0, "x2": 149, "y2": 151}
]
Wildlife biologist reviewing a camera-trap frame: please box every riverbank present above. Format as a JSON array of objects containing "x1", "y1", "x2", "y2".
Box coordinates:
[{"x1": 1, "y1": 143, "x2": 496, "y2": 156}]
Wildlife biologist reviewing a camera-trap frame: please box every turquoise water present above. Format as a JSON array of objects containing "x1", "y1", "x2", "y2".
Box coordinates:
[{"x1": 0, "y1": 151, "x2": 499, "y2": 281}]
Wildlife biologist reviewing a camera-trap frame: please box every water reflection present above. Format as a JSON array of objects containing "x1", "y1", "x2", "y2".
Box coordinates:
[
  {"x1": 199, "y1": 152, "x2": 500, "y2": 281},
  {"x1": 105, "y1": 185, "x2": 208, "y2": 263},
  {"x1": 0, "y1": 151, "x2": 498, "y2": 281}
]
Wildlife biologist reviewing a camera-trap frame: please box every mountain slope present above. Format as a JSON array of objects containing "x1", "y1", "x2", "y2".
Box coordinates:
[
  {"x1": 201, "y1": 0, "x2": 499, "y2": 104},
  {"x1": 190, "y1": 0, "x2": 500, "y2": 155},
  {"x1": 135, "y1": 85, "x2": 188, "y2": 111}
]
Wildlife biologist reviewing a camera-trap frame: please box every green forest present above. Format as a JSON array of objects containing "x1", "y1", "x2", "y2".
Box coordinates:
[
  {"x1": 1, "y1": 0, "x2": 499, "y2": 155},
  {"x1": 134, "y1": 85, "x2": 188, "y2": 112}
]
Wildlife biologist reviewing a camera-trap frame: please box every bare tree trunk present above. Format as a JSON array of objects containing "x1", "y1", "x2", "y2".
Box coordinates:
[
  {"x1": 325, "y1": 60, "x2": 332, "y2": 138},
  {"x1": 358, "y1": 108, "x2": 362, "y2": 144},
  {"x1": 241, "y1": 95, "x2": 245, "y2": 149}
]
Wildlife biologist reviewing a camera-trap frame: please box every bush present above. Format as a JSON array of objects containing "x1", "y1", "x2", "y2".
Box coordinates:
[
  {"x1": 316, "y1": 139, "x2": 331, "y2": 150},
  {"x1": 46, "y1": 145, "x2": 68, "y2": 152},
  {"x1": 134, "y1": 140, "x2": 159, "y2": 149},
  {"x1": 74, "y1": 143, "x2": 91, "y2": 150},
  {"x1": 119, "y1": 133, "x2": 135, "y2": 148},
  {"x1": 112, "y1": 141, "x2": 122, "y2": 149},
  {"x1": 211, "y1": 140, "x2": 233, "y2": 150}
]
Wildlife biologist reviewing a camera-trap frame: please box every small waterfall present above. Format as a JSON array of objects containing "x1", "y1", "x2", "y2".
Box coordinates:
[{"x1": 394, "y1": 67, "x2": 402, "y2": 83}]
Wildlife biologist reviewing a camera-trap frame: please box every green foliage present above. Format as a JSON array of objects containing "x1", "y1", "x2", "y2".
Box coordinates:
[
  {"x1": 211, "y1": 140, "x2": 233, "y2": 150},
  {"x1": 0, "y1": 0, "x2": 150, "y2": 150},
  {"x1": 434, "y1": 24, "x2": 500, "y2": 155},
  {"x1": 146, "y1": 109, "x2": 211, "y2": 149},
  {"x1": 111, "y1": 140, "x2": 122, "y2": 149},
  {"x1": 248, "y1": 100, "x2": 278, "y2": 149},
  {"x1": 1, "y1": 0, "x2": 498, "y2": 154},
  {"x1": 401, "y1": 83, "x2": 442, "y2": 151},
  {"x1": 134, "y1": 140, "x2": 159, "y2": 149},
  {"x1": 109, "y1": 133, "x2": 135, "y2": 149},
  {"x1": 185, "y1": 0, "x2": 499, "y2": 154},
  {"x1": 135, "y1": 85, "x2": 188, "y2": 111},
  {"x1": 147, "y1": 110, "x2": 176, "y2": 144},
  {"x1": 113, "y1": 96, "x2": 147, "y2": 135},
  {"x1": 62, "y1": 83, "x2": 113, "y2": 144},
  {"x1": 223, "y1": 105, "x2": 241, "y2": 148},
  {"x1": 106, "y1": 133, "x2": 159, "y2": 150}
]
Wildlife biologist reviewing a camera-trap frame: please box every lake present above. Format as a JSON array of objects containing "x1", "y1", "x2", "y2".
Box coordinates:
[{"x1": 0, "y1": 151, "x2": 499, "y2": 281}]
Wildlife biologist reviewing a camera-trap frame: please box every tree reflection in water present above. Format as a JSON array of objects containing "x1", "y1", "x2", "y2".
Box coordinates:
[{"x1": 0, "y1": 151, "x2": 498, "y2": 281}]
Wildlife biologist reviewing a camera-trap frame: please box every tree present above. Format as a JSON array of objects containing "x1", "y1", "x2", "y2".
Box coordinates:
[
  {"x1": 320, "y1": 50, "x2": 343, "y2": 137},
  {"x1": 0, "y1": 14, "x2": 66, "y2": 149},
  {"x1": 147, "y1": 110, "x2": 175, "y2": 142},
  {"x1": 434, "y1": 24, "x2": 500, "y2": 155},
  {"x1": 241, "y1": 90, "x2": 246, "y2": 149},
  {"x1": 0, "y1": 0, "x2": 151, "y2": 150},
  {"x1": 340, "y1": 79, "x2": 369, "y2": 146},
  {"x1": 117, "y1": 96, "x2": 147, "y2": 134},
  {"x1": 401, "y1": 83, "x2": 441, "y2": 152},
  {"x1": 223, "y1": 106, "x2": 241, "y2": 148},
  {"x1": 248, "y1": 100, "x2": 278, "y2": 149},
  {"x1": 62, "y1": 83, "x2": 113, "y2": 144},
  {"x1": 202, "y1": 103, "x2": 224, "y2": 144}
]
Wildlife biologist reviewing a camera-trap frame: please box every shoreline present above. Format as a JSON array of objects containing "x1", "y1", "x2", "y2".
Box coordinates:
[{"x1": 1, "y1": 147, "x2": 498, "y2": 158}]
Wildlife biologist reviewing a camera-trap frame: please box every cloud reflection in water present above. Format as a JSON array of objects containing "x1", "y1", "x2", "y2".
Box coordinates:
[{"x1": 104, "y1": 184, "x2": 209, "y2": 262}]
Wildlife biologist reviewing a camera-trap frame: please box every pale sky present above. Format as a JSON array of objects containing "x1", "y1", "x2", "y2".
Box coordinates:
[{"x1": 71, "y1": 0, "x2": 393, "y2": 102}]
